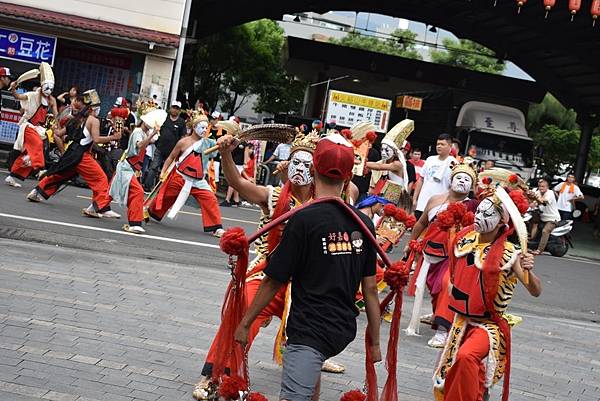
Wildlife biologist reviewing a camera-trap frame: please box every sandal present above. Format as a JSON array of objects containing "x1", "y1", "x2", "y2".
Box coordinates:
[
  {"x1": 192, "y1": 378, "x2": 213, "y2": 400},
  {"x1": 321, "y1": 359, "x2": 345, "y2": 373}
]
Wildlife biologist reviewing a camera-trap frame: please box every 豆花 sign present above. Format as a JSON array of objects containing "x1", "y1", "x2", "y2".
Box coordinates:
[{"x1": 0, "y1": 28, "x2": 57, "y2": 65}]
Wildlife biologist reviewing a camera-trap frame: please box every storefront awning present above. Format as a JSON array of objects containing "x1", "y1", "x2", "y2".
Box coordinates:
[
  {"x1": 456, "y1": 101, "x2": 532, "y2": 141},
  {"x1": 0, "y1": 2, "x2": 179, "y2": 48}
]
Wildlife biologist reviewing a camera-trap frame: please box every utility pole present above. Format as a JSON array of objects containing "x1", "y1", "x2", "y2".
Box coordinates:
[{"x1": 170, "y1": 0, "x2": 192, "y2": 104}]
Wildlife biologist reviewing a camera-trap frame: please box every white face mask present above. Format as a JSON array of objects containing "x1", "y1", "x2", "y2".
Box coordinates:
[
  {"x1": 451, "y1": 172, "x2": 473, "y2": 194},
  {"x1": 41, "y1": 83, "x2": 54, "y2": 96},
  {"x1": 381, "y1": 143, "x2": 395, "y2": 161},
  {"x1": 194, "y1": 121, "x2": 208, "y2": 135},
  {"x1": 288, "y1": 150, "x2": 313, "y2": 186},
  {"x1": 474, "y1": 198, "x2": 502, "y2": 233}
]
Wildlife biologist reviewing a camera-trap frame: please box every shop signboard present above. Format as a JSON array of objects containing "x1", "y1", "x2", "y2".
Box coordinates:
[
  {"x1": 325, "y1": 90, "x2": 391, "y2": 133},
  {"x1": 0, "y1": 28, "x2": 57, "y2": 65},
  {"x1": 396, "y1": 95, "x2": 423, "y2": 111}
]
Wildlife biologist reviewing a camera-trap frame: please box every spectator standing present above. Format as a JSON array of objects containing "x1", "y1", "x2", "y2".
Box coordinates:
[
  {"x1": 56, "y1": 85, "x2": 79, "y2": 108},
  {"x1": 221, "y1": 141, "x2": 250, "y2": 207},
  {"x1": 0, "y1": 67, "x2": 13, "y2": 113},
  {"x1": 531, "y1": 178, "x2": 561, "y2": 254},
  {"x1": 408, "y1": 147, "x2": 425, "y2": 182},
  {"x1": 412, "y1": 134, "x2": 456, "y2": 220},
  {"x1": 554, "y1": 173, "x2": 584, "y2": 220},
  {"x1": 484, "y1": 159, "x2": 495, "y2": 170},
  {"x1": 143, "y1": 101, "x2": 186, "y2": 191},
  {"x1": 265, "y1": 141, "x2": 292, "y2": 163}
]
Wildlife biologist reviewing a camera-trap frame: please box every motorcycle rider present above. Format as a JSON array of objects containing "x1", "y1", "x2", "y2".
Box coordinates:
[{"x1": 530, "y1": 178, "x2": 561, "y2": 255}]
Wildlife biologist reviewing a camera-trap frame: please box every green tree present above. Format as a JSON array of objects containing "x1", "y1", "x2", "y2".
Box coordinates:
[
  {"x1": 527, "y1": 93, "x2": 578, "y2": 133},
  {"x1": 330, "y1": 29, "x2": 422, "y2": 60},
  {"x1": 430, "y1": 38, "x2": 505, "y2": 75},
  {"x1": 532, "y1": 124, "x2": 580, "y2": 174},
  {"x1": 181, "y1": 20, "x2": 305, "y2": 115}
]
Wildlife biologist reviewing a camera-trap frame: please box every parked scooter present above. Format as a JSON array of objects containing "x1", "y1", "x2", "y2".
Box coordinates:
[{"x1": 524, "y1": 211, "x2": 574, "y2": 257}]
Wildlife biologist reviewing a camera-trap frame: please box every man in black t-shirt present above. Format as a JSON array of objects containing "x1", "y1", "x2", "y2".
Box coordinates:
[
  {"x1": 143, "y1": 101, "x2": 186, "y2": 190},
  {"x1": 235, "y1": 134, "x2": 382, "y2": 401}
]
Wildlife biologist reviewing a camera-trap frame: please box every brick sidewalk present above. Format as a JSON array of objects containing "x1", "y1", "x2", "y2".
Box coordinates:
[{"x1": 0, "y1": 239, "x2": 598, "y2": 401}]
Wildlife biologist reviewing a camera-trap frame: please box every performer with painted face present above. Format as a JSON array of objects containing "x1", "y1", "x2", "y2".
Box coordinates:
[
  {"x1": 27, "y1": 90, "x2": 121, "y2": 219},
  {"x1": 367, "y1": 119, "x2": 413, "y2": 209},
  {"x1": 433, "y1": 182, "x2": 541, "y2": 401},
  {"x1": 404, "y1": 161, "x2": 479, "y2": 348},
  {"x1": 6, "y1": 62, "x2": 58, "y2": 187},
  {"x1": 109, "y1": 107, "x2": 167, "y2": 234},
  {"x1": 146, "y1": 113, "x2": 224, "y2": 236}
]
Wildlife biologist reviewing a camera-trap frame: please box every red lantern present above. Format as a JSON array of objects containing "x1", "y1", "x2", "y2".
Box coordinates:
[
  {"x1": 592, "y1": 0, "x2": 600, "y2": 26},
  {"x1": 569, "y1": 0, "x2": 582, "y2": 21},
  {"x1": 544, "y1": 0, "x2": 556, "y2": 18},
  {"x1": 516, "y1": 0, "x2": 527, "y2": 13}
]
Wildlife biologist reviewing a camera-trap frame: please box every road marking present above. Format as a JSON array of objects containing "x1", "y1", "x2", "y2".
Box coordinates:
[
  {"x1": 75, "y1": 195, "x2": 258, "y2": 224},
  {"x1": 0, "y1": 212, "x2": 258, "y2": 252},
  {"x1": 562, "y1": 255, "x2": 600, "y2": 266}
]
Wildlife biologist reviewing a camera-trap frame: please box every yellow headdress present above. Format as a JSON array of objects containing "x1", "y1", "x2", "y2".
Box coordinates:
[
  {"x1": 382, "y1": 119, "x2": 414, "y2": 152},
  {"x1": 291, "y1": 131, "x2": 320, "y2": 154},
  {"x1": 39, "y1": 62, "x2": 54, "y2": 86},
  {"x1": 82, "y1": 89, "x2": 101, "y2": 107},
  {"x1": 451, "y1": 159, "x2": 478, "y2": 184}
]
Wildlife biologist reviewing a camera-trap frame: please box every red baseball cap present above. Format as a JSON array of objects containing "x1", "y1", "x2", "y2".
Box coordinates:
[
  {"x1": 0, "y1": 67, "x2": 12, "y2": 77},
  {"x1": 313, "y1": 134, "x2": 355, "y2": 180}
]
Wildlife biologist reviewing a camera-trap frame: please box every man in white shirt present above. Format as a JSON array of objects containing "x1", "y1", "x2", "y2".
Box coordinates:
[
  {"x1": 553, "y1": 174, "x2": 584, "y2": 220},
  {"x1": 531, "y1": 178, "x2": 561, "y2": 255},
  {"x1": 266, "y1": 142, "x2": 292, "y2": 163},
  {"x1": 412, "y1": 134, "x2": 456, "y2": 219}
]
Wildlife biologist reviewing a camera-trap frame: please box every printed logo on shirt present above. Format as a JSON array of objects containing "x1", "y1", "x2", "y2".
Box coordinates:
[
  {"x1": 351, "y1": 231, "x2": 364, "y2": 254},
  {"x1": 323, "y1": 231, "x2": 352, "y2": 255}
]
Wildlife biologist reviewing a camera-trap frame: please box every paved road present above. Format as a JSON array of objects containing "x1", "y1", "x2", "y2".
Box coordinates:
[{"x1": 0, "y1": 173, "x2": 599, "y2": 401}]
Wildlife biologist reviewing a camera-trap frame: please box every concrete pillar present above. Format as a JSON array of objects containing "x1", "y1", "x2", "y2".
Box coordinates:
[{"x1": 574, "y1": 117, "x2": 594, "y2": 183}]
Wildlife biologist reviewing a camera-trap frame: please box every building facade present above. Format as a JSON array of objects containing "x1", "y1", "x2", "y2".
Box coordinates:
[{"x1": 0, "y1": 0, "x2": 184, "y2": 143}]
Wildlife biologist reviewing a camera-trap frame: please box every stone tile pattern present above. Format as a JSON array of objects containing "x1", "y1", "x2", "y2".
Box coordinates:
[{"x1": 0, "y1": 239, "x2": 599, "y2": 401}]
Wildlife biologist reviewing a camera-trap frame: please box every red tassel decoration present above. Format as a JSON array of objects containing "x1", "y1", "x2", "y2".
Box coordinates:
[
  {"x1": 218, "y1": 375, "x2": 246, "y2": 399},
  {"x1": 340, "y1": 390, "x2": 367, "y2": 401},
  {"x1": 211, "y1": 227, "x2": 250, "y2": 382},
  {"x1": 247, "y1": 392, "x2": 269, "y2": 401},
  {"x1": 366, "y1": 131, "x2": 378, "y2": 143}
]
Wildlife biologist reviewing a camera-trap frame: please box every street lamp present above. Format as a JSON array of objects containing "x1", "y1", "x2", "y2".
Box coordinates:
[{"x1": 309, "y1": 75, "x2": 351, "y2": 125}]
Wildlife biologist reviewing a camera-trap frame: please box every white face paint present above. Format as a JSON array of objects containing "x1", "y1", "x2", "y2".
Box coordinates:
[
  {"x1": 194, "y1": 121, "x2": 208, "y2": 135},
  {"x1": 288, "y1": 150, "x2": 313, "y2": 186},
  {"x1": 451, "y1": 172, "x2": 473, "y2": 194},
  {"x1": 92, "y1": 106, "x2": 101, "y2": 116},
  {"x1": 381, "y1": 143, "x2": 395, "y2": 161},
  {"x1": 474, "y1": 198, "x2": 502, "y2": 233},
  {"x1": 41, "y1": 83, "x2": 54, "y2": 96}
]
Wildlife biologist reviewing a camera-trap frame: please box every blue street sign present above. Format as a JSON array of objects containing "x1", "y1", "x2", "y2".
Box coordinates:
[{"x1": 0, "y1": 27, "x2": 57, "y2": 66}]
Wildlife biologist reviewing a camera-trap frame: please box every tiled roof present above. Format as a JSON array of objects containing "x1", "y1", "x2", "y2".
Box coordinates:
[{"x1": 0, "y1": 1, "x2": 179, "y2": 47}]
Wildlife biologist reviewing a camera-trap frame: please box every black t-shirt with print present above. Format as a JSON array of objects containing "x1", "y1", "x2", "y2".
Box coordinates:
[{"x1": 264, "y1": 202, "x2": 377, "y2": 358}]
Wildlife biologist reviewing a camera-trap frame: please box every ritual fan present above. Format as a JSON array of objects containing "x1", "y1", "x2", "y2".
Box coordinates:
[
  {"x1": 349, "y1": 120, "x2": 376, "y2": 142},
  {"x1": 204, "y1": 123, "x2": 296, "y2": 154},
  {"x1": 479, "y1": 167, "x2": 528, "y2": 191},
  {"x1": 15, "y1": 69, "x2": 40, "y2": 87}
]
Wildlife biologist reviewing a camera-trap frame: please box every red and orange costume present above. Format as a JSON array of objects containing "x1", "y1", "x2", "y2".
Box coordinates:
[{"x1": 147, "y1": 118, "x2": 222, "y2": 233}]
